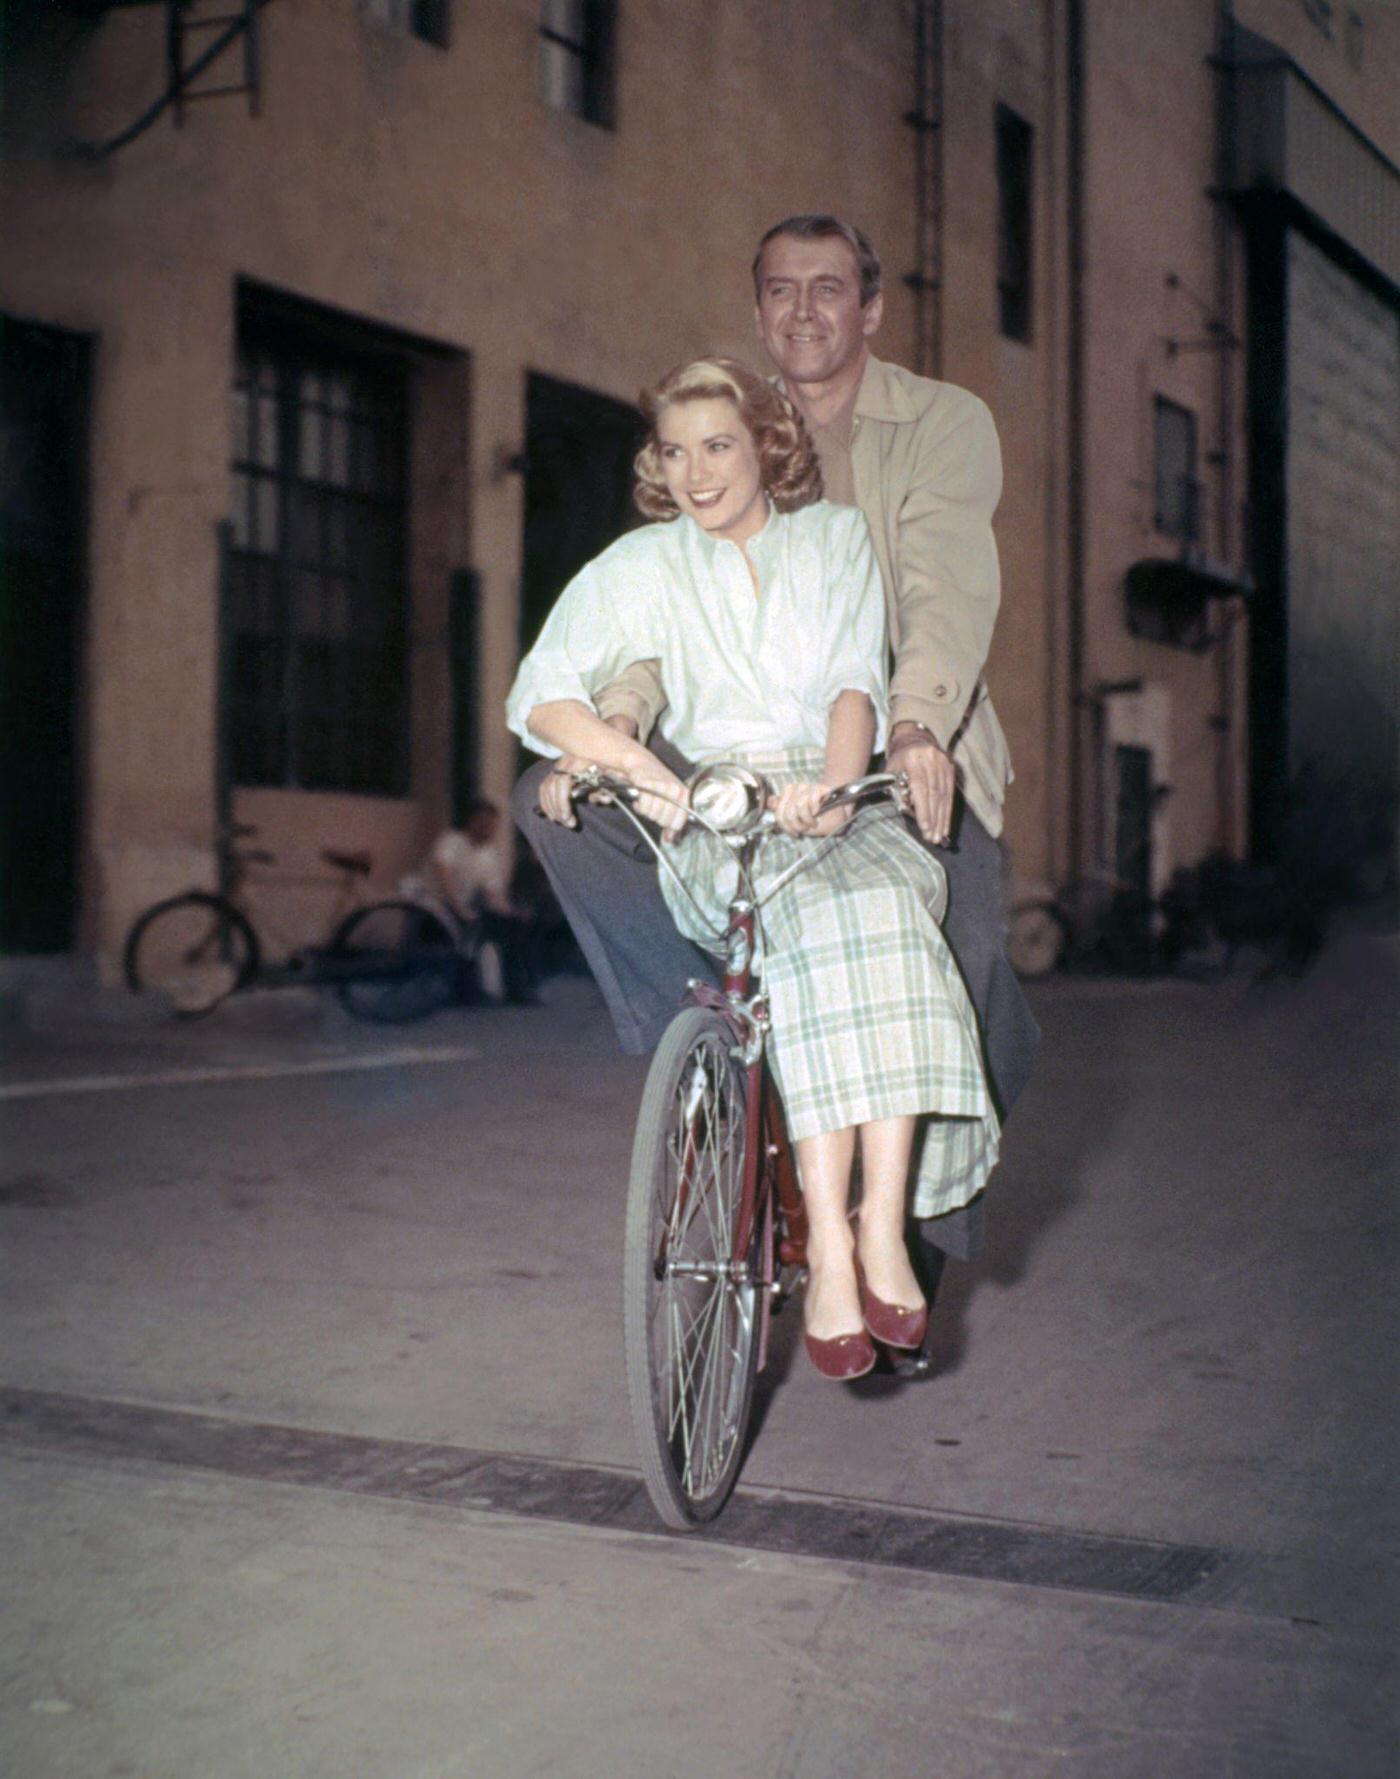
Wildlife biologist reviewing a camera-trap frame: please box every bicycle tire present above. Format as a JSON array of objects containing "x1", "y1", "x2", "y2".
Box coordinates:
[
  {"x1": 122, "y1": 891, "x2": 259, "y2": 1018},
  {"x1": 623, "y1": 1004, "x2": 762, "y2": 1530},
  {"x1": 329, "y1": 899, "x2": 460, "y2": 1023}
]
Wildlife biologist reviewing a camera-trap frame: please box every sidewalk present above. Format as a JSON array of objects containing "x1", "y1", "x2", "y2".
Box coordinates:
[{"x1": 1, "y1": 929, "x2": 1396, "y2": 1776}]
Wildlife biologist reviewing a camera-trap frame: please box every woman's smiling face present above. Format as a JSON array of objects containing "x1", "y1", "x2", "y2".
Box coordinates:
[{"x1": 657, "y1": 397, "x2": 768, "y2": 546}]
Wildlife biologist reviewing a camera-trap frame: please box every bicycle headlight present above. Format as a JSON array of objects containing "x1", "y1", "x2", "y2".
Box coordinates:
[{"x1": 688, "y1": 765, "x2": 770, "y2": 837}]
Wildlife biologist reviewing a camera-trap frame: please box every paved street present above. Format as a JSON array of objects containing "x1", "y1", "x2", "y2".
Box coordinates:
[{"x1": 1, "y1": 928, "x2": 1396, "y2": 1778}]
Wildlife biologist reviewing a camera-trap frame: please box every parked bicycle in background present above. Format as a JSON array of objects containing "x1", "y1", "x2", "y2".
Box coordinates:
[{"x1": 123, "y1": 821, "x2": 479, "y2": 1022}]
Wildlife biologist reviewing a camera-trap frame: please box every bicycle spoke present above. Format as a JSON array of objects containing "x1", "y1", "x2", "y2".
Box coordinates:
[
  {"x1": 667, "y1": 1284, "x2": 724, "y2": 1413},
  {"x1": 673, "y1": 1289, "x2": 731, "y2": 1494},
  {"x1": 670, "y1": 1287, "x2": 731, "y2": 1489},
  {"x1": 692, "y1": 1295, "x2": 735, "y2": 1487},
  {"x1": 669, "y1": 1296, "x2": 707, "y2": 1485}
]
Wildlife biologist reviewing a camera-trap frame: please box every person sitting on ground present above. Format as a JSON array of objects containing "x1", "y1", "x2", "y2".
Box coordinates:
[
  {"x1": 505, "y1": 356, "x2": 998, "y2": 1380},
  {"x1": 428, "y1": 800, "x2": 539, "y2": 1006}
]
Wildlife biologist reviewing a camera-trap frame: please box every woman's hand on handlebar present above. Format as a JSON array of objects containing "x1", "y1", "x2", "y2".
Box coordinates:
[
  {"x1": 538, "y1": 754, "x2": 690, "y2": 838},
  {"x1": 771, "y1": 781, "x2": 853, "y2": 839},
  {"x1": 627, "y1": 763, "x2": 691, "y2": 838}
]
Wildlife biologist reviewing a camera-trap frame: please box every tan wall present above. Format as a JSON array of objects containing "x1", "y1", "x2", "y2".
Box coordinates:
[
  {"x1": 938, "y1": 0, "x2": 1066, "y2": 892},
  {"x1": 1076, "y1": 0, "x2": 1252, "y2": 892},
  {"x1": 1235, "y1": 0, "x2": 1400, "y2": 159},
  {"x1": 1, "y1": 0, "x2": 926, "y2": 969},
  {"x1": 9, "y1": 0, "x2": 1386, "y2": 970}
]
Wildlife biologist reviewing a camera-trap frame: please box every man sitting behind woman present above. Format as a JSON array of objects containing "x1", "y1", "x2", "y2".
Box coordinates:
[{"x1": 506, "y1": 357, "x2": 997, "y2": 1380}]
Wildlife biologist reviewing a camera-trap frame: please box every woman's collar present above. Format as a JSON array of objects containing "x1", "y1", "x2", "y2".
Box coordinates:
[{"x1": 680, "y1": 498, "x2": 779, "y2": 554}]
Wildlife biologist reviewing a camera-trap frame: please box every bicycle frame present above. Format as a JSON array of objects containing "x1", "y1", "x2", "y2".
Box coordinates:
[
  {"x1": 572, "y1": 762, "x2": 904, "y2": 1373},
  {"x1": 681, "y1": 905, "x2": 806, "y2": 1374}
]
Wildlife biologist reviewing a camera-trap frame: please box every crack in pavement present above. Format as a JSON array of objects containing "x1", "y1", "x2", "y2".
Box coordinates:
[{"x1": 1, "y1": 1385, "x2": 1228, "y2": 1604}]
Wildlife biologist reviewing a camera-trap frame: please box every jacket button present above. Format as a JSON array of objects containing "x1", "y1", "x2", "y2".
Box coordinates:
[{"x1": 934, "y1": 684, "x2": 948, "y2": 699}]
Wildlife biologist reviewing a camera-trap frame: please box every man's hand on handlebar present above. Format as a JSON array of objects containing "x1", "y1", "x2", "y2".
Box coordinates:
[
  {"x1": 771, "y1": 781, "x2": 854, "y2": 840},
  {"x1": 537, "y1": 754, "x2": 595, "y2": 827},
  {"x1": 887, "y1": 722, "x2": 955, "y2": 847}
]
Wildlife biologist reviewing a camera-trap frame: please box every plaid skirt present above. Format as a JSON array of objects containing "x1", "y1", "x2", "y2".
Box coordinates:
[{"x1": 660, "y1": 747, "x2": 1000, "y2": 1218}]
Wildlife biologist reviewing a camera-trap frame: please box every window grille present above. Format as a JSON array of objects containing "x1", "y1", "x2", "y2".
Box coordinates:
[
  {"x1": 228, "y1": 322, "x2": 410, "y2": 796},
  {"x1": 539, "y1": 0, "x2": 616, "y2": 127},
  {"x1": 995, "y1": 103, "x2": 1033, "y2": 343},
  {"x1": 358, "y1": 0, "x2": 450, "y2": 50},
  {"x1": 1153, "y1": 396, "x2": 1200, "y2": 545}
]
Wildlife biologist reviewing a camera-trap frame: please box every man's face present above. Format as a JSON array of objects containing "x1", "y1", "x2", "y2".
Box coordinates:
[{"x1": 754, "y1": 235, "x2": 883, "y2": 392}]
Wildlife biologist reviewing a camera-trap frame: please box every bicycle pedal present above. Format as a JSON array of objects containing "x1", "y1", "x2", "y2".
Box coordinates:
[{"x1": 889, "y1": 1350, "x2": 933, "y2": 1379}]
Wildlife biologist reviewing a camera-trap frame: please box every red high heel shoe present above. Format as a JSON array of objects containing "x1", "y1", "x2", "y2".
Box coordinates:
[
  {"x1": 854, "y1": 1252, "x2": 929, "y2": 1352},
  {"x1": 803, "y1": 1326, "x2": 877, "y2": 1380},
  {"x1": 803, "y1": 1253, "x2": 877, "y2": 1379}
]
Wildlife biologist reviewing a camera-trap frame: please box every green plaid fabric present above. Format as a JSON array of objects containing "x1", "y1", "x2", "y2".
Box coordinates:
[{"x1": 662, "y1": 747, "x2": 1000, "y2": 1218}]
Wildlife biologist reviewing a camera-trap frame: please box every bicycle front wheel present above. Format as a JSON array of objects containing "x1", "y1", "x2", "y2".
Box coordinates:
[
  {"x1": 624, "y1": 1005, "x2": 761, "y2": 1530},
  {"x1": 329, "y1": 899, "x2": 460, "y2": 1023},
  {"x1": 123, "y1": 892, "x2": 258, "y2": 1017}
]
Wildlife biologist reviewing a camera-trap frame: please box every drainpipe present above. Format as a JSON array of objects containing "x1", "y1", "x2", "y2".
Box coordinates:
[
  {"x1": 1212, "y1": 0, "x2": 1240, "y2": 855},
  {"x1": 904, "y1": 0, "x2": 944, "y2": 378},
  {"x1": 1065, "y1": 0, "x2": 1088, "y2": 885}
]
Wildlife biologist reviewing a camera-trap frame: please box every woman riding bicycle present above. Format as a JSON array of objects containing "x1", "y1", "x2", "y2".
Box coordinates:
[{"x1": 506, "y1": 356, "x2": 998, "y2": 1380}]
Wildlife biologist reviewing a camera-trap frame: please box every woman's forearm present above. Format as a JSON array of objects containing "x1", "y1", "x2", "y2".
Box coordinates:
[
  {"x1": 529, "y1": 698, "x2": 689, "y2": 835},
  {"x1": 823, "y1": 690, "x2": 876, "y2": 788},
  {"x1": 528, "y1": 699, "x2": 659, "y2": 775}
]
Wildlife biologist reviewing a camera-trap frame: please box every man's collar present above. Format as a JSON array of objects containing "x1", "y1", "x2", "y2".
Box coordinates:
[
  {"x1": 775, "y1": 351, "x2": 917, "y2": 427},
  {"x1": 852, "y1": 352, "x2": 918, "y2": 424}
]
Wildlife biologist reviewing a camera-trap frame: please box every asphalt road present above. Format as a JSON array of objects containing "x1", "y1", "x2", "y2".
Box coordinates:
[{"x1": 1, "y1": 930, "x2": 1395, "y2": 1778}]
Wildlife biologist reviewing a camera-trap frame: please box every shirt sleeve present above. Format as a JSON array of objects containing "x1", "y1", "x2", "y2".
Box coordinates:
[
  {"x1": 504, "y1": 553, "x2": 654, "y2": 758},
  {"x1": 819, "y1": 507, "x2": 890, "y2": 751},
  {"x1": 888, "y1": 391, "x2": 1002, "y2": 747},
  {"x1": 593, "y1": 658, "x2": 669, "y2": 741}
]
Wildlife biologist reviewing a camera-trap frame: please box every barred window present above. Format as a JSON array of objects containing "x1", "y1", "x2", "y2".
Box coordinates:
[
  {"x1": 228, "y1": 322, "x2": 410, "y2": 796},
  {"x1": 1153, "y1": 396, "x2": 1200, "y2": 544},
  {"x1": 358, "y1": 0, "x2": 450, "y2": 50},
  {"x1": 995, "y1": 103, "x2": 1033, "y2": 343},
  {"x1": 539, "y1": 0, "x2": 616, "y2": 127}
]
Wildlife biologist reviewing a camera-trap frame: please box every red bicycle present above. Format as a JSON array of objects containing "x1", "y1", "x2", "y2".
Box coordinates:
[{"x1": 569, "y1": 762, "x2": 910, "y2": 1530}]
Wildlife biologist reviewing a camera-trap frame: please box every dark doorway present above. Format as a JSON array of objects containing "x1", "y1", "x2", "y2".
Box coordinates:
[
  {"x1": 1111, "y1": 743, "x2": 1154, "y2": 970},
  {"x1": 0, "y1": 315, "x2": 90, "y2": 954},
  {"x1": 518, "y1": 372, "x2": 645, "y2": 653}
]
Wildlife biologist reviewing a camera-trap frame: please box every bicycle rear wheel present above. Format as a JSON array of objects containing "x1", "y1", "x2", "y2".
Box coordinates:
[
  {"x1": 123, "y1": 892, "x2": 258, "y2": 1017},
  {"x1": 623, "y1": 1005, "x2": 761, "y2": 1529},
  {"x1": 329, "y1": 899, "x2": 460, "y2": 1023}
]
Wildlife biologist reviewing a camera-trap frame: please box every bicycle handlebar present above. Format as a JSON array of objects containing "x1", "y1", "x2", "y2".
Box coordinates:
[
  {"x1": 562, "y1": 761, "x2": 911, "y2": 943},
  {"x1": 567, "y1": 764, "x2": 908, "y2": 837},
  {"x1": 812, "y1": 771, "x2": 908, "y2": 818}
]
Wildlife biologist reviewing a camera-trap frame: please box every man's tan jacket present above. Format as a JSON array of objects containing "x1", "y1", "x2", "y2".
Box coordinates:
[{"x1": 596, "y1": 352, "x2": 1012, "y2": 838}]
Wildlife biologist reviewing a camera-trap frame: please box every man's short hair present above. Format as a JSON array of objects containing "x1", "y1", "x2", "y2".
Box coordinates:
[{"x1": 751, "y1": 215, "x2": 883, "y2": 307}]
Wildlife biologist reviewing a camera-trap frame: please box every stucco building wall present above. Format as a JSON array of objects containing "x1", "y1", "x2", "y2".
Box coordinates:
[
  {"x1": 2, "y1": 0, "x2": 928, "y2": 964},
  {"x1": 3, "y1": 0, "x2": 1394, "y2": 977}
]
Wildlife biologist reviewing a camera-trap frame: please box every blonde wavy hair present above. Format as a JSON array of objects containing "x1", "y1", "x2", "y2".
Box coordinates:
[{"x1": 633, "y1": 357, "x2": 823, "y2": 522}]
